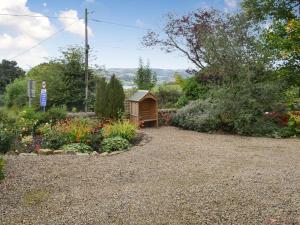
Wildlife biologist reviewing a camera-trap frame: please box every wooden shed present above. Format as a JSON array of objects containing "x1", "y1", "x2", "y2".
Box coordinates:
[{"x1": 128, "y1": 90, "x2": 158, "y2": 127}]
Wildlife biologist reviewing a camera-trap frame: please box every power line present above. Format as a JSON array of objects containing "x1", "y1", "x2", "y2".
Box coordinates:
[
  {"x1": 0, "y1": 13, "x2": 79, "y2": 20},
  {"x1": 2, "y1": 13, "x2": 151, "y2": 60},
  {"x1": 0, "y1": 13, "x2": 152, "y2": 30},
  {"x1": 9, "y1": 22, "x2": 77, "y2": 60},
  {"x1": 90, "y1": 18, "x2": 151, "y2": 30}
]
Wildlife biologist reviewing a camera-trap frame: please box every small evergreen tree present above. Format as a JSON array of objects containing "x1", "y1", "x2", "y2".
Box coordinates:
[
  {"x1": 134, "y1": 58, "x2": 157, "y2": 90},
  {"x1": 95, "y1": 77, "x2": 108, "y2": 117},
  {"x1": 107, "y1": 74, "x2": 125, "y2": 118}
]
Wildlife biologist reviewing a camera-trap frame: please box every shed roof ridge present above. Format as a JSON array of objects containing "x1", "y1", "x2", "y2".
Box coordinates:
[{"x1": 128, "y1": 90, "x2": 155, "y2": 102}]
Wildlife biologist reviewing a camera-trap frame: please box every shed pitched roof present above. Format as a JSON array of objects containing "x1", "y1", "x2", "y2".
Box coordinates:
[{"x1": 128, "y1": 90, "x2": 155, "y2": 102}]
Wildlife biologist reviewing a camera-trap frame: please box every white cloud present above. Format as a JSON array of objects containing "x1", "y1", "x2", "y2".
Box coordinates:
[
  {"x1": 135, "y1": 19, "x2": 145, "y2": 28},
  {"x1": 0, "y1": 33, "x2": 37, "y2": 49},
  {"x1": 0, "y1": 0, "x2": 56, "y2": 68},
  {"x1": 85, "y1": 0, "x2": 95, "y2": 2},
  {"x1": 59, "y1": 10, "x2": 93, "y2": 37},
  {"x1": 224, "y1": 0, "x2": 237, "y2": 8},
  {"x1": 0, "y1": 0, "x2": 55, "y2": 39},
  {"x1": 0, "y1": 1, "x2": 91, "y2": 68}
]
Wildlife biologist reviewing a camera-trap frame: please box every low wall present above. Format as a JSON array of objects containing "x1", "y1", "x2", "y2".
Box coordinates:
[
  {"x1": 158, "y1": 108, "x2": 177, "y2": 126},
  {"x1": 67, "y1": 112, "x2": 96, "y2": 118}
]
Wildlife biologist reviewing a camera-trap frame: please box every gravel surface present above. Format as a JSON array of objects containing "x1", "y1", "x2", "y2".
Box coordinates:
[{"x1": 1, "y1": 127, "x2": 300, "y2": 225}]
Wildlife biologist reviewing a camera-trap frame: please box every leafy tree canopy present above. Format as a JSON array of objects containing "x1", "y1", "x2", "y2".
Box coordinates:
[
  {"x1": 0, "y1": 60, "x2": 25, "y2": 95},
  {"x1": 242, "y1": 0, "x2": 300, "y2": 89}
]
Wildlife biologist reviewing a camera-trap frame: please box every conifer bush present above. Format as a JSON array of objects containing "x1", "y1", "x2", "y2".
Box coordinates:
[{"x1": 95, "y1": 75, "x2": 125, "y2": 119}]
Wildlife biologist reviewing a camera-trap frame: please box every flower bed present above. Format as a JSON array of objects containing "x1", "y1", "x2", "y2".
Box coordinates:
[{"x1": 1, "y1": 107, "x2": 140, "y2": 155}]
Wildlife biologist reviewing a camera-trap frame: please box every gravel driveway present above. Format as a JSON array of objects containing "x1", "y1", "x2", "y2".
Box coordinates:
[{"x1": 1, "y1": 127, "x2": 300, "y2": 225}]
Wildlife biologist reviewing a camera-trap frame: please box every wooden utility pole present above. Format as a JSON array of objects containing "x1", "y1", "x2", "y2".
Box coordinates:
[{"x1": 84, "y1": 8, "x2": 89, "y2": 112}]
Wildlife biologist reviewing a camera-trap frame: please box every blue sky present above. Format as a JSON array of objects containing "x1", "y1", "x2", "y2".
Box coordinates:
[{"x1": 0, "y1": 0, "x2": 240, "y2": 70}]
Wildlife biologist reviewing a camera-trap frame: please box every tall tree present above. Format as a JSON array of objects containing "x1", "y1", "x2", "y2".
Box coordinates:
[
  {"x1": 59, "y1": 46, "x2": 86, "y2": 110},
  {"x1": 107, "y1": 74, "x2": 125, "y2": 118},
  {"x1": 95, "y1": 77, "x2": 108, "y2": 117},
  {"x1": 134, "y1": 58, "x2": 157, "y2": 90},
  {"x1": 0, "y1": 60, "x2": 25, "y2": 95},
  {"x1": 143, "y1": 10, "x2": 270, "y2": 84},
  {"x1": 242, "y1": 0, "x2": 300, "y2": 92}
]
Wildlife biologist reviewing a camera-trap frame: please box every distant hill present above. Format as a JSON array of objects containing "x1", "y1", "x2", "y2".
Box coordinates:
[{"x1": 104, "y1": 68, "x2": 190, "y2": 88}]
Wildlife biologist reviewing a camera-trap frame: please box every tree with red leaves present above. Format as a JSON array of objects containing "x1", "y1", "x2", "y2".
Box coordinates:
[{"x1": 143, "y1": 10, "x2": 270, "y2": 84}]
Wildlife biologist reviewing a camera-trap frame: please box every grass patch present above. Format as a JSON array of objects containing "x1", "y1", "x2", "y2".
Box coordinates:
[{"x1": 23, "y1": 190, "x2": 51, "y2": 205}]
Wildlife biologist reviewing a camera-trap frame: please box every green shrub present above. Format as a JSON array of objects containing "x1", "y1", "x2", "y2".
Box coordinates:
[
  {"x1": 102, "y1": 136, "x2": 130, "y2": 152},
  {"x1": 175, "y1": 95, "x2": 189, "y2": 108},
  {"x1": 0, "y1": 157, "x2": 4, "y2": 180},
  {"x1": 286, "y1": 113, "x2": 300, "y2": 136},
  {"x1": 0, "y1": 128, "x2": 15, "y2": 153},
  {"x1": 172, "y1": 99, "x2": 222, "y2": 132},
  {"x1": 0, "y1": 110, "x2": 17, "y2": 153},
  {"x1": 4, "y1": 77, "x2": 27, "y2": 108},
  {"x1": 62, "y1": 143, "x2": 93, "y2": 153},
  {"x1": 41, "y1": 130, "x2": 70, "y2": 150},
  {"x1": 15, "y1": 107, "x2": 47, "y2": 135},
  {"x1": 104, "y1": 120, "x2": 137, "y2": 142},
  {"x1": 46, "y1": 106, "x2": 67, "y2": 123},
  {"x1": 181, "y1": 77, "x2": 209, "y2": 100},
  {"x1": 172, "y1": 81, "x2": 286, "y2": 137},
  {"x1": 152, "y1": 83, "x2": 183, "y2": 108},
  {"x1": 85, "y1": 129, "x2": 103, "y2": 151},
  {"x1": 212, "y1": 82, "x2": 284, "y2": 136}
]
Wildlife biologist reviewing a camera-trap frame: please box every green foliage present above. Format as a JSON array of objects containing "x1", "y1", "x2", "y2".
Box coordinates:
[
  {"x1": 95, "y1": 75, "x2": 125, "y2": 118},
  {"x1": 181, "y1": 77, "x2": 209, "y2": 100},
  {"x1": 41, "y1": 129, "x2": 70, "y2": 150},
  {"x1": 175, "y1": 96, "x2": 189, "y2": 108},
  {"x1": 3, "y1": 46, "x2": 97, "y2": 111},
  {"x1": 11, "y1": 106, "x2": 67, "y2": 137},
  {"x1": 242, "y1": 0, "x2": 300, "y2": 91},
  {"x1": 95, "y1": 77, "x2": 108, "y2": 117},
  {"x1": 102, "y1": 136, "x2": 130, "y2": 152},
  {"x1": 0, "y1": 110, "x2": 16, "y2": 153},
  {"x1": 172, "y1": 99, "x2": 222, "y2": 132},
  {"x1": 26, "y1": 62, "x2": 66, "y2": 107},
  {"x1": 4, "y1": 77, "x2": 27, "y2": 108},
  {"x1": 152, "y1": 83, "x2": 183, "y2": 108},
  {"x1": 62, "y1": 143, "x2": 93, "y2": 153},
  {"x1": 59, "y1": 46, "x2": 86, "y2": 110},
  {"x1": 0, "y1": 127, "x2": 15, "y2": 153},
  {"x1": 173, "y1": 80, "x2": 285, "y2": 136},
  {"x1": 107, "y1": 75, "x2": 125, "y2": 118},
  {"x1": 134, "y1": 58, "x2": 157, "y2": 90},
  {"x1": 85, "y1": 129, "x2": 103, "y2": 151},
  {"x1": 213, "y1": 80, "x2": 284, "y2": 135},
  {"x1": 0, "y1": 157, "x2": 5, "y2": 180},
  {"x1": 0, "y1": 59, "x2": 25, "y2": 96},
  {"x1": 46, "y1": 106, "x2": 68, "y2": 123},
  {"x1": 286, "y1": 113, "x2": 300, "y2": 136},
  {"x1": 1, "y1": 46, "x2": 99, "y2": 113},
  {"x1": 104, "y1": 120, "x2": 137, "y2": 142}
]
